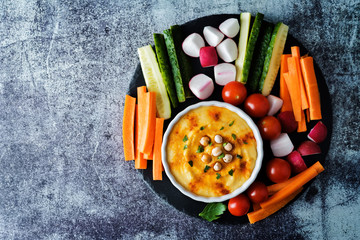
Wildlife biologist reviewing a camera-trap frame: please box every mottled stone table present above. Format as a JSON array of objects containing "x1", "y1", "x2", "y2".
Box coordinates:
[{"x1": 0, "y1": 0, "x2": 359, "y2": 239}]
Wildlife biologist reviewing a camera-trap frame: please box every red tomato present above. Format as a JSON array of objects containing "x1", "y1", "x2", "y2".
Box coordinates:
[
  {"x1": 257, "y1": 116, "x2": 282, "y2": 140},
  {"x1": 222, "y1": 81, "x2": 247, "y2": 106},
  {"x1": 228, "y1": 194, "x2": 250, "y2": 216},
  {"x1": 266, "y1": 158, "x2": 291, "y2": 183},
  {"x1": 246, "y1": 181, "x2": 269, "y2": 203},
  {"x1": 243, "y1": 93, "x2": 270, "y2": 118}
]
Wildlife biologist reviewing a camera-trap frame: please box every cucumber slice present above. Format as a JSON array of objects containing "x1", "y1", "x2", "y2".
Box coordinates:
[
  {"x1": 170, "y1": 25, "x2": 193, "y2": 98},
  {"x1": 240, "y1": 12, "x2": 264, "y2": 84},
  {"x1": 153, "y1": 33, "x2": 179, "y2": 108},
  {"x1": 247, "y1": 22, "x2": 274, "y2": 93},
  {"x1": 259, "y1": 22, "x2": 289, "y2": 96},
  {"x1": 164, "y1": 29, "x2": 186, "y2": 103},
  {"x1": 235, "y1": 12, "x2": 251, "y2": 83},
  {"x1": 138, "y1": 45, "x2": 171, "y2": 119}
]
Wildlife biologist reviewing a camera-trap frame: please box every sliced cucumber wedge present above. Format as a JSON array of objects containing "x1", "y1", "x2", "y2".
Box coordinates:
[
  {"x1": 138, "y1": 45, "x2": 171, "y2": 119},
  {"x1": 259, "y1": 22, "x2": 289, "y2": 96},
  {"x1": 235, "y1": 12, "x2": 251, "y2": 83}
]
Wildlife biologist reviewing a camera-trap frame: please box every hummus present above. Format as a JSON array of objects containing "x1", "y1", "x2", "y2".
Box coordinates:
[{"x1": 166, "y1": 106, "x2": 257, "y2": 197}]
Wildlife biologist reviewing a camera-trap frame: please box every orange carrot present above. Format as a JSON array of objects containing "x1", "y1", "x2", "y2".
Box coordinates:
[
  {"x1": 283, "y1": 59, "x2": 301, "y2": 122},
  {"x1": 135, "y1": 104, "x2": 147, "y2": 169},
  {"x1": 248, "y1": 187, "x2": 303, "y2": 224},
  {"x1": 137, "y1": 86, "x2": 147, "y2": 149},
  {"x1": 291, "y1": 47, "x2": 309, "y2": 110},
  {"x1": 153, "y1": 118, "x2": 164, "y2": 180},
  {"x1": 280, "y1": 54, "x2": 293, "y2": 112},
  {"x1": 140, "y1": 92, "x2": 157, "y2": 155},
  {"x1": 297, "y1": 110, "x2": 307, "y2": 132},
  {"x1": 260, "y1": 161, "x2": 324, "y2": 209},
  {"x1": 122, "y1": 95, "x2": 136, "y2": 161},
  {"x1": 143, "y1": 148, "x2": 153, "y2": 160},
  {"x1": 300, "y1": 57, "x2": 322, "y2": 120}
]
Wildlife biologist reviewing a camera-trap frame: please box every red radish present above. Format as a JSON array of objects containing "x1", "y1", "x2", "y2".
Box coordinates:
[
  {"x1": 297, "y1": 141, "x2": 321, "y2": 156},
  {"x1": 216, "y1": 38, "x2": 238, "y2": 62},
  {"x1": 270, "y1": 133, "x2": 294, "y2": 157},
  {"x1": 267, "y1": 95, "x2": 284, "y2": 116},
  {"x1": 308, "y1": 121, "x2": 328, "y2": 143},
  {"x1": 219, "y1": 18, "x2": 240, "y2": 38},
  {"x1": 199, "y1": 46, "x2": 218, "y2": 67},
  {"x1": 189, "y1": 74, "x2": 214, "y2": 100},
  {"x1": 182, "y1": 33, "x2": 205, "y2": 57},
  {"x1": 214, "y1": 63, "x2": 236, "y2": 85},
  {"x1": 286, "y1": 151, "x2": 308, "y2": 174},
  {"x1": 277, "y1": 111, "x2": 298, "y2": 133},
  {"x1": 203, "y1": 26, "x2": 224, "y2": 47}
]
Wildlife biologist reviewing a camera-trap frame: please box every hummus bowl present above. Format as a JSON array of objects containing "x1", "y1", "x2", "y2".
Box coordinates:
[{"x1": 162, "y1": 101, "x2": 263, "y2": 203}]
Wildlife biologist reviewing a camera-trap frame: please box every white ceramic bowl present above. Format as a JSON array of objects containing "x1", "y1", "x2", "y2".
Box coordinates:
[{"x1": 161, "y1": 101, "x2": 263, "y2": 203}]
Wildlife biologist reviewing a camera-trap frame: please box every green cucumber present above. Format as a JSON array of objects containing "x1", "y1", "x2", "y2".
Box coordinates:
[
  {"x1": 239, "y1": 12, "x2": 264, "y2": 84},
  {"x1": 259, "y1": 22, "x2": 289, "y2": 96},
  {"x1": 153, "y1": 33, "x2": 179, "y2": 108},
  {"x1": 170, "y1": 25, "x2": 193, "y2": 98},
  {"x1": 164, "y1": 29, "x2": 186, "y2": 103},
  {"x1": 247, "y1": 22, "x2": 274, "y2": 93},
  {"x1": 235, "y1": 12, "x2": 251, "y2": 82}
]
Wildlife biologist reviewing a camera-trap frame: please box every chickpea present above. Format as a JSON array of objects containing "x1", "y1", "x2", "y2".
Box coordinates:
[
  {"x1": 222, "y1": 154, "x2": 233, "y2": 163},
  {"x1": 214, "y1": 134, "x2": 223, "y2": 144},
  {"x1": 213, "y1": 162, "x2": 222, "y2": 172},
  {"x1": 200, "y1": 136, "x2": 210, "y2": 146},
  {"x1": 201, "y1": 153, "x2": 212, "y2": 164},
  {"x1": 211, "y1": 147, "x2": 222, "y2": 157},
  {"x1": 224, "y1": 142, "x2": 233, "y2": 151}
]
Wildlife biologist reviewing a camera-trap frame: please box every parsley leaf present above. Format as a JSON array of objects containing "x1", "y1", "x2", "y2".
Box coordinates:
[
  {"x1": 217, "y1": 153, "x2": 225, "y2": 159},
  {"x1": 199, "y1": 202, "x2": 227, "y2": 222},
  {"x1": 196, "y1": 145, "x2": 204, "y2": 153},
  {"x1": 188, "y1": 160, "x2": 193, "y2": 167},
  {"x1": 216, "y1": 173, "x2": 221, "y2": 179},
  {"x1": 204, "y1": 165, "x2": 210, "y2": 173},
  {"x1": 209, "y1": 142, "x2": 213, "y2": 146},
  {"x1": 200, "y1": 126, "x2": 205, "y2": 130},
  {"x1": 223, "y1": 142, "x2": 227, "y2": 147},
  {"x1": 220, "y1": 126, "x2": 224, "y2": 130},
  {"x1": 228, "y1": 169, "x2": 234, "y2": 176},
  {"x1": 183, "y1": 135, "x2": 188, "y2": 142},
  {"x1": 243, "y1": 140, "x2": 248, "y2": 144},
  {"x1": 232, "y1": 133, "x2": 236, "y2": 140},
  {"x1": 236, "y1": 154, "x2": 242, "y2": 159},
  {"x1": 229, "y1": 120, "x2": 235, "y2": 126},
  {"x1": 183, "y1": 145, "x2": 188, "y2": 150}
]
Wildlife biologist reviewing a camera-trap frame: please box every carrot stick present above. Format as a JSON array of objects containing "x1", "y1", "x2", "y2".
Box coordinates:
[
  {"x1": 297, "y1": 110, "x2": 307, "y2": 132},
  {"x1": 135, "y1": 104, "x2": 147, "y2": 169},
  {"x1": 283, "y1": 61, "x2": 301, "y2": 122},
  {"x1": 248, "y1": 187, "x2": 303, "y2": 224},
  {"x1": 137, "y1": 86, "x2": 147, "y2": 149},
  {"x1": 143, "y1": 148, "x2": 153, "y2": 160},
  {"x1": 291, "y1": 47, "x2": 309, "y2": 110},
  {"x1": 122, "y1": 95, "x2": 136, "y2": 161},
  {"x1": 300, "y1": 57, "x2": 322, "y2": 120},
  {"x1": 280, "y1": 54, "x2": 293, "y2": 112},
  {"x1": 260, "y1": 161, "x2": 324, "y2": 209},
  {"x1": 153, "y1": 118, "x2": 164, "y2": 180},
  {"x1": 140, "y1": 92, "x2": 157, "y2": 155}
]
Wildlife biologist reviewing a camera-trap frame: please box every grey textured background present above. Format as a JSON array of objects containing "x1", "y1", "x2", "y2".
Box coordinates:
[{"x1": 0, "y1": 0, "x2": 359, "y2": 239}]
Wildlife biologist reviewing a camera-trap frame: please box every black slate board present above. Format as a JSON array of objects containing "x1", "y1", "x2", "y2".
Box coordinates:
[{"x1": 128, "y1": 14, "x2": 332, "y2": 224}]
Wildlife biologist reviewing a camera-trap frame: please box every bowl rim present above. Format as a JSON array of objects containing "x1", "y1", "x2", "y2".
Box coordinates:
[{"x1": 161, "y1": 101, "x2": 263, "y2": 203}]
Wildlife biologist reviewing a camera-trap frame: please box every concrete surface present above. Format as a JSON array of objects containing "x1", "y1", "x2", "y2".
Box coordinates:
[{"x1": 0, "y1": 0, "x2": 359, "y2": 239}]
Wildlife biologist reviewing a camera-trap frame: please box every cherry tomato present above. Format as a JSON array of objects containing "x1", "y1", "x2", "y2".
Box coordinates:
[
  {"x1": 257, "y1": 116, "x2": 282, "y2": 140},
  {"x1": 243, "y1": 93, "x2": 270, "y2": 118},
  {"x1": 222, "y1": 81, "x2": 247, "y2": 106},
  {"x1": 228, "y1": 194, "x2": 250, "y2": 216},
  {"x1": 246, "y1": 181, "x2": 269, "y2": 203},
  {"x1": 266, "y1": 158, "x2": 291, "y2": 183}
]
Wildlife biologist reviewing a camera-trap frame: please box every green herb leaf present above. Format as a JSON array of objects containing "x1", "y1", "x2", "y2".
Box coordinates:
[
  {"x1": 228, "y1": 169, "x2": 234, "y2": 176},
  {"x1": 200, "y1": 126, "x2": 205, "y2": 130},
  {"x1": 183, "y1": 145, "x2": 188, "y2": 150},
  {"x1": 236, "y1": 154, "x2": 242, "y2": 159},
  {"x1": 229, "y1": 120, "x2": 235, "y2": 126},
  {"x1": 222, "y1": 142, "x2": 227, "y2": 147},
  {"x1": 243, "y1": 140, "x2": 248, "y2": 144},
  {"x1": 220, "y1": 126, "x2": 224, "y2": 130},
  {"x1": 232, "y1": 133, "x2": 236, "y2": 140},
  {"x1": 188, "y1": 160, "x2": 193, "y2": 167},
  {"x1": 217, "y1": 153, "x2": 225, "y2": 159},
  {"x1": 199, "y1": 202, "x2": 227, "y2": 222},
  {"x1": 216, "y1": 173, "x2": 221, "y2": 179},
  {"x1": 196, "y1": 145, "x2": 204, "y2": 153},
  {"x1": 183, "y1": 135, "x2": 188, "y2": 142},
  {"x1": 209, "y1": 142, "x2": 213, "y2": 146},
  {"x1": 204, "y1": 165, "x2": 210, "y2": 173}
]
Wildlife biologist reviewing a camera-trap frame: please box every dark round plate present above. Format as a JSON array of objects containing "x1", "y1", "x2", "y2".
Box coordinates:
[{"x1": 128, "y1": 14, "x2": 332, "y2": 224}]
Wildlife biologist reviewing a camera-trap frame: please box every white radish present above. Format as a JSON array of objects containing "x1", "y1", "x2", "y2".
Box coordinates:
[
  {"x1": 182, "y1": 33, "x2": 205, "y2": 57},
  {"x1": 189, "y1": 74, "x2": 214, "y2": 100},
  {"x1": 308, "y1": 121, "x2": 328, "y2": 143},
  {"x1": 216, "y1": 38, "x2": 238, "y2": 62},
  {"x1": 199, "y1": 46, "x2": 218, "y2": 67},
  {"x1": 214, "y1": 63, "x2": 236, "y2": 85},
  {"x1": 267, "y1": 95, "x2": 284, "y2": 116},
  {"x1": 270, "y1": 133, "x2": 294, "y2": 157},
  {"x1": 203, "y1": 26, "x2": 224, "y2": 47},
  {"x1": 286, "y1": 151, "x2": 307, "y2": 174},
  {"x1": 297, "y1": 141, "x2": 321, "y2": 156},
  {"x1": 219, "y1": 18, "x2": 240, "y2": 38}
]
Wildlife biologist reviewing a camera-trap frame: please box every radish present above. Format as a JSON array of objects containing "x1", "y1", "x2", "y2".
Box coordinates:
[
  {"x1": 270, "y1": 133, "x2": 294, "y2": 157},
  {"x1": 189, "y1": 74, "x2": 214, "y2": 100},
  {"x1": 308, "y1": 121, "x2": 328, "y2": 143},
  {"x1": 203, "y1": 26, "x2": 224, "y2": 47},
  {"x1": 277, "y1": 111, "x2": 297, "y2": 133},
  {"x1": 182, "y1": 33, "x2": 205, "y2": 57},
  {"x1": 297, "y1": 141, "x2": 321, "y2": 156},
  {"x1": 216, "y1": 38, "x2": 238, "y2": 63},
  {"x1": 199, "y1": 46, "x2": 218, "y2": 67},
  {"x1": 214, "y1": 63, "x2": 236, "y2": 85},
  {"x1": 219, "y1": 18, "x2": 240, "y2": 38},
  {"x1": 286, "y1": 151, "x2": 307, "y2": 174},
  {"x1": 267, "y1": 95, "x2": 283, "y2": 116}
]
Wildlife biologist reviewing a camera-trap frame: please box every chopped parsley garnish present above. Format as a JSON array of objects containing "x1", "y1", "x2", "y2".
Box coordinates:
[
  {"x1": 228, "y1": 169, "x2": 234, "y2": 176},
  {"x1": 231, "y1": 133, "x2": 236, "y2": 140},
  {"x1": 200, "y1": 126, "x2": 205, "y2": 130},
  {"x1": 196, "y1": 145, "x2": 204, "y2": 153},
  {"x1": 216, "y1": 173, "x2": 221, "y2": 179},
  {"x1": 223, "y1": 142, "x2": 227, "y2": 147},
  {"x1": 220, "y1": 126, "x2": 224, "y2": 130},
  {"x1": 243, "y1": 140, "x2": 248, "y2": 144},
  {"x1": 229, "y1": 120, "x2": 235, "y2": 126},
  {"x1": 217, "y1": 153, "x2": 225, "y2": 159},
  {"x1": 188, "y1": 160, "x2": 193, "y2": 167},
  {"x1": 183, "y1": 145, "x2": 188, "y2": 150},
  {"x1": 204, "y1": 165, "x2": 211, "y2": 173},
  {"x1": 183, "y1": 135, "x2": 188, "y2": 142},
  {"x1": 236, "y1": 154, "x2": 242, "y2": 159},
  {"x1": 209, "y1": 142, "x2": 213, "y2": 146}
]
